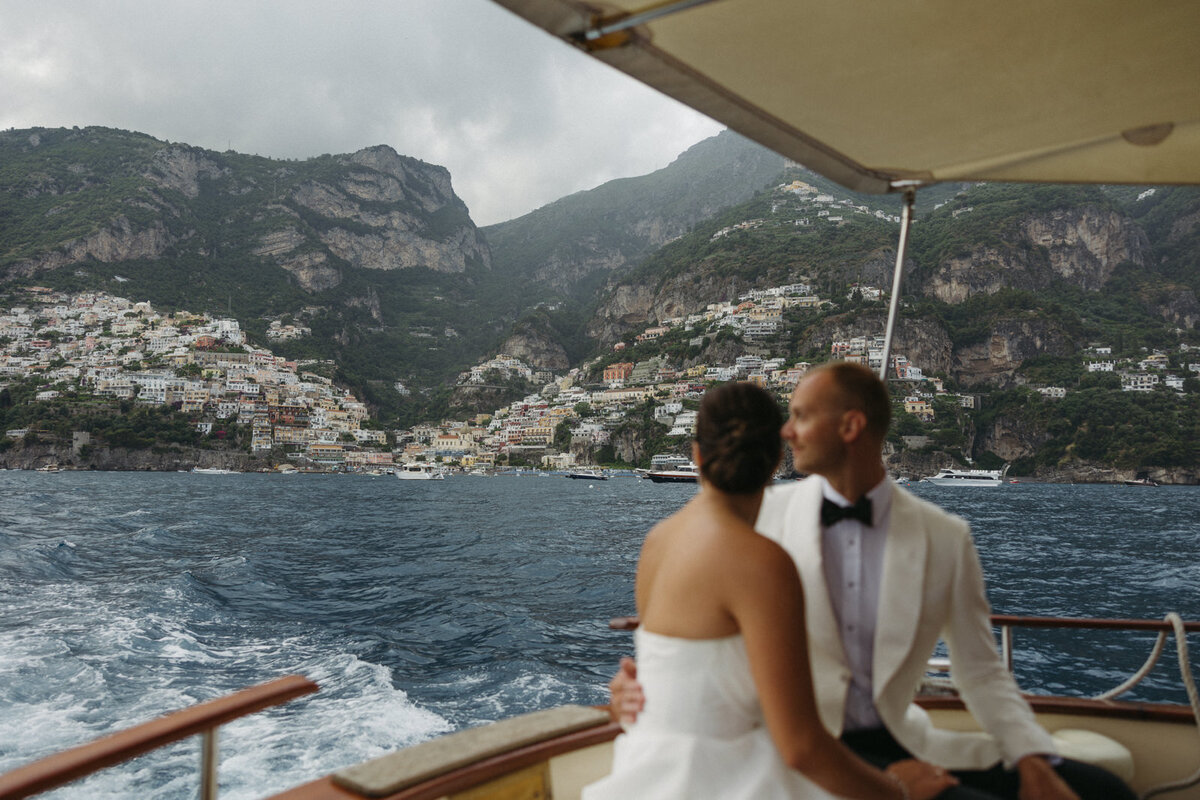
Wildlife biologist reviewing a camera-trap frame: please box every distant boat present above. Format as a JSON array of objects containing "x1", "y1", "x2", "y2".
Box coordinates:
[
  {"x1": 565, "y1": 469, "x2": 606, "y2": 480},
  {"x1": 1123, "y1": 477, "x2": 1159, "y2": 487},
  {"x1": 644, "y1": 462, "x2": 699, "y2": 484},
  {"x1": 919, "y1": 467, "x2": 1005, "y2": 487},
  {"x1": 192, "y1": 467, "x2": 236, "y2": 475},
  {"x1": 395, "y1": 464, "x2": 445, "y2": 480}
]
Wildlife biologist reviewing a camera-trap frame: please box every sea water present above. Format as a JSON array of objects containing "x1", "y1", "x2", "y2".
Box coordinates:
[{"x1": 0, "y1": 472, "x2": 1197, "y2": 798}]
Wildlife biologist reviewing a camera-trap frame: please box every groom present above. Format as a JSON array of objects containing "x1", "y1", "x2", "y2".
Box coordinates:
[{"x1": 611, "y1": 362, "x2": 1133, "y2": 800}]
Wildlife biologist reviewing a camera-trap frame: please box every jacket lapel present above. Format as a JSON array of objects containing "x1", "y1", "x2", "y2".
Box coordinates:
[
  {"x1": 783, "y1": 479, "x2": 850, "y2": 674},
  {"x1": 872, "y1": 486, "x2": 928, "y2": 699},
  {"x1": 776, "y1": 479, "x2": 850, "y2": 733}
]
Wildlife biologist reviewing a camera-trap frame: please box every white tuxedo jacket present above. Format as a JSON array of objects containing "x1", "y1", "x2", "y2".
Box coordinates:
[{"x1": 757, "y1": 477, "x2": 1056, "y2": 769}]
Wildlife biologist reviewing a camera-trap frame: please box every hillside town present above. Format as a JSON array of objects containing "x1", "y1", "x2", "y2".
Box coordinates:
[{"x1": 2, "y1": 286, "x2": 1196, "y2": 473}]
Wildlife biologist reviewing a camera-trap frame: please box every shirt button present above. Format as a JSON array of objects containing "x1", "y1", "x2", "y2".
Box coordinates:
[{"x1": 848, "y1": 581, "x2": 855, "y2": 588}]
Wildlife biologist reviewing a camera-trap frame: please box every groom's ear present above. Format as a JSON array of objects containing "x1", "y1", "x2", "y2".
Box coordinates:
[{"x1": 839, "y1": 409, "x2": 868, "y2": 443}]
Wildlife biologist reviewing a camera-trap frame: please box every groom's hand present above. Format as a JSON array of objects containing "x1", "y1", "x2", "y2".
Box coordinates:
[
  {"x1": 1017, "y1": 755, "x2": 1079, "y2": 800},
  {"x1": 608, "y1": 656, "x2": 644, "y2": 725}
]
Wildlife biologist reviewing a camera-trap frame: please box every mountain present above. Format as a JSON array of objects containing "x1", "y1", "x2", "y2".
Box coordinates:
[
  {"x1": 576, "y1": 173, "x2": 1200, "y2": 479},
  {"x1": 476, "y1": 130, "x2": 788, "y2": 368},
  {"x1": 6, "y1": 124, "x2": 1200, "y2": 475},
  {"x1": 0, "y1": 126, "x2": 506, "y2": 423},
  {"x1": 483, "y1": 130, "x2": 787, "y2": 293},
  {"x1": 587, "y1": 173, "x2": 1200, "y2": 366},
  {"x1": 1, "y1": 127, "x2": 488, "y2": 282},
  {"x1": 0, "y1": 126, "x2": 788, "y2": 424}
]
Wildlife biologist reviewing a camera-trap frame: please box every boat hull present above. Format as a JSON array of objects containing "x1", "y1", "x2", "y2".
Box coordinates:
[
  {"x1": 265, "y1": 697, "x2": 1198, "y2": 800},
  {"x1": 643, "y1": 472, "x2": 697, "y2": 483},
  {"x1": 396, "y1": 467, "x2": 445, "y2": 480},
  {"x1": 566, "y1": 472, "x2": 606, "y2": 480}
]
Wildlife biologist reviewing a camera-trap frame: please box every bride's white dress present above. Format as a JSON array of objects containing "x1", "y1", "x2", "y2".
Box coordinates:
[{"x1": 583, "y1": 628, "x2": 838, "y2": 799}]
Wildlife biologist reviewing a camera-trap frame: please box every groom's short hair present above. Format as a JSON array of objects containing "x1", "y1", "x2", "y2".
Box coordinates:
[{"x1": 815, "y1": 361, "x2": 891, "y2": 439}]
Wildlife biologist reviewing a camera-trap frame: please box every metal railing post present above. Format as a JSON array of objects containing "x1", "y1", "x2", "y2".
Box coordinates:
[
  {"x1": 200, "y1": 728, "x2": 218, "y2": 800},
  {"x1": 1001, "y1": 624, "x2": 1014, "y2": 673}
]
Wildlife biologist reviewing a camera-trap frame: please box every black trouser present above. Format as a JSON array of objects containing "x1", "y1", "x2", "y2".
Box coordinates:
[{"x1": 840, "y1": 727, "x2": 1136, "y2": 800}]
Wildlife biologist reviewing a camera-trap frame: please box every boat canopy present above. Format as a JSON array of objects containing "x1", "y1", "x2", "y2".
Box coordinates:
[{"x1": 492, "y1": 0, "x2": 1200, "y2": 193}]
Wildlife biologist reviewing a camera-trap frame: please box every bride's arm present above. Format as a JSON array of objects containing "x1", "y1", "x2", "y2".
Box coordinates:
[{"x1": 727, "y1": 537, "x2": 953, "y2": 800}]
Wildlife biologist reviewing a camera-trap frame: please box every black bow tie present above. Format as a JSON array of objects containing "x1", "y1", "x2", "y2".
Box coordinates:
[{"x1": 821, "y1": 496, "x2": 873, "y2": 527}]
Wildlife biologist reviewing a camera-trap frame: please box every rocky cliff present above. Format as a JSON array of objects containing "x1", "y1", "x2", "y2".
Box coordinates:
[
  {"x1": 918, "y1": 207, "x2": 1147, "y2": 303},
  {"x1": 1, "y1": 128, "x2": 490, "y2": 289},
  {"x1": 500, "y1": 328, "x2": 569, "y2": 370}
]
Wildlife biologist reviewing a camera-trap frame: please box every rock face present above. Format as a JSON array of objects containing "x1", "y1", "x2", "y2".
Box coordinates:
[
  {"x1": 952, "y1": 318, "x2": 1077, "y2": 387},
  {"x1": 800, "y1": 313, "x2": 955, "y2": 377},
  {"x1": 284, "y1": 147, "x2": 491, "y2": 276},
  {"x1": 500, "y1": 330, "x2": 569, "y2": 371},
  {"x1": 1151, "y1": 287, "x2": 1200, "y2": 329},
  {"x1": 974, "y1": 414, "x2": 1050, "y2": 462},
  {"x1": 921, "y1": 208, "x2": 1147, "y2": 303},
  {"x1": 2, "y1": 131, "x2": 491, "y2": 292},
  {"x1": 147, "y1": 145, "x2": 229, "y2": 198},
  {"x1": 8, "y1": 217, "x2": 173, "y2": 278},
  {"x1": 587, "y1": 284, "x2": 668, "y2": 344},
  {"x1": 251, "y1": 227, "x2": 342, "y2": 291}
]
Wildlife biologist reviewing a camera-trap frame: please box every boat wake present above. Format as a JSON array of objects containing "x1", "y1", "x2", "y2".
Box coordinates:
[{"x1": 0, "y1": 576, "x2": 453, "y2": 800}]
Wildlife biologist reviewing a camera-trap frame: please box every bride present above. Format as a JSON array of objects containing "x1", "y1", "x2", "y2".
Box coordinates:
[{"x1": 584, "y1": 382, "x2": 955, "y2": 800}]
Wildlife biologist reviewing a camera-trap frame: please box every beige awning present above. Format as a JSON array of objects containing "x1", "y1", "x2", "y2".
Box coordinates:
[{"x1": 491, "y1": 0, "x2": 1200, "y2": 193}]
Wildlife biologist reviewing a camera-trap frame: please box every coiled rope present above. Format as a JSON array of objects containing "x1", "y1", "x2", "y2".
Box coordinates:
[{"x1": 1134, "y1": 613, "x2": 1200, "y2": 800}]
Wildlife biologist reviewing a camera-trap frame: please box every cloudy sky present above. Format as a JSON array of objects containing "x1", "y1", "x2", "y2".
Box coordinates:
[{"x1": 0, "y1": 0, "x2": 722, "y2": 226}]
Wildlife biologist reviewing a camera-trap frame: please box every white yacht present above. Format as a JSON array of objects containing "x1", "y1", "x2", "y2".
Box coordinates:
[
  {"x1": 395, "y1": 464, "x2": 445, "y2": 480},
  {"x1": 644, "y1": 462, "x2": 699, "y2": 484},
  {"x1": 920, "y1": 467, "x2": 1005, "y2": 487}
]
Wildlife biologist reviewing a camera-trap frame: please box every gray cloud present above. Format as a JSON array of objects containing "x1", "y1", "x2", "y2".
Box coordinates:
[{"x1": 0, "y1": 0, "x2": 721, "y2": 225}]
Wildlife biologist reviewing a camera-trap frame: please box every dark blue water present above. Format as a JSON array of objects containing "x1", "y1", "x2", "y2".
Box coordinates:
[{"x1": 1, "y1": 473, "x2": 1197, "y2": 798}]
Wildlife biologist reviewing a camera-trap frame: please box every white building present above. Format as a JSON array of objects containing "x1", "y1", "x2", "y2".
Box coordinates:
[{"x1": 1121, "y1": 372, "x2": 1159, "y2": 392}]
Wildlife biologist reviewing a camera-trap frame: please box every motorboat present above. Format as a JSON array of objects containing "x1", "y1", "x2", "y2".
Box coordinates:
[
  {"x1": 395, "y1": 464, "x2": 446, "y2": 480},
  {"x1": 565, "y1": 469, "x2": 606, "y2": 480},
  {"x1": 191, "y1": 467, "x2": 237, "y2": 475},
  {"x1": 643, "y1": 461, "x2": 699, "y2": 483},
  {"x1": 920, "y1": 467, "x2": 1006, "y2": 487}
]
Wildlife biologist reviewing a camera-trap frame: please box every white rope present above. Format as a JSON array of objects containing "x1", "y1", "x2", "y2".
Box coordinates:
[
  {"x1": 1094, "y1": 630, "x2": 1169, "y2": 701},
  {"x1": 1140, "y1": 613, "x2": 1200, "y2": 800}
]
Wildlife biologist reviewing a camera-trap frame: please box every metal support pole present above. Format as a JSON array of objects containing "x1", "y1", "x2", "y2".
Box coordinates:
[
  {"x1": 583, "y1": 0, "x2": 721, "y2": 41},
  {"x1": 1001, "y1": 625, "x2": 1014, "y2": 673},
  {"x1": 201, "y1": 728, "x2": 219, "y2": 800},
  {"x1": 878, "y1": 189, "x2": 916, "y2": 380}
]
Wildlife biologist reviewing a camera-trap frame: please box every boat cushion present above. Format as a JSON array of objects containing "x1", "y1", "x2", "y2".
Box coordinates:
[
  {"x1": 332, "y1": 704, "x2": 611, "y2": 797},
  {"x1": 1050, "y1": 728, "x2": 1135, "y2": 783}
]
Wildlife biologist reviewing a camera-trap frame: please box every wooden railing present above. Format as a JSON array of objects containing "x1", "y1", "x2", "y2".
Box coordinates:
[
  {"x1": 612, "y1": 613, "x2": 1200, "y2": 683},
  {"x1": 0, "y1": 674, "x2": 318, "y2": 800},
  {"x1": 991, "y1": 614, "x2": 1200, "y2": 672},
  {"x1": 610, "y1": 614, "x2": 1200, "y2": 637}
]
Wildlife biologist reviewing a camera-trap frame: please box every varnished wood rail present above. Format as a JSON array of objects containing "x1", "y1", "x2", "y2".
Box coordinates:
[
  {"x1": 0, "y1": 674, "x2": 318, "y2": 800},
  {"x1": 610, "y1": 614, "x2": 1200, "y2": 634},
  {"x1": 612, "y1": 613, "x2": 1200, "y2": 676},
  {"x1": 991, "y1": 615, "x2": 1200, "y2": 632}
]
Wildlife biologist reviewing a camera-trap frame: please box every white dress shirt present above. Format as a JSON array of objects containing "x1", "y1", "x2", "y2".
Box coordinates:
[{"x1": 818, "y1": 476, "x2": 892, "y2": 732}]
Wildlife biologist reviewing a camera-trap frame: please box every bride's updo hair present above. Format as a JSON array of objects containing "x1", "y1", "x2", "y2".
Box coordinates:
[{"x1": 695, "y1": 382, "x2": 782, "y2": 494}]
